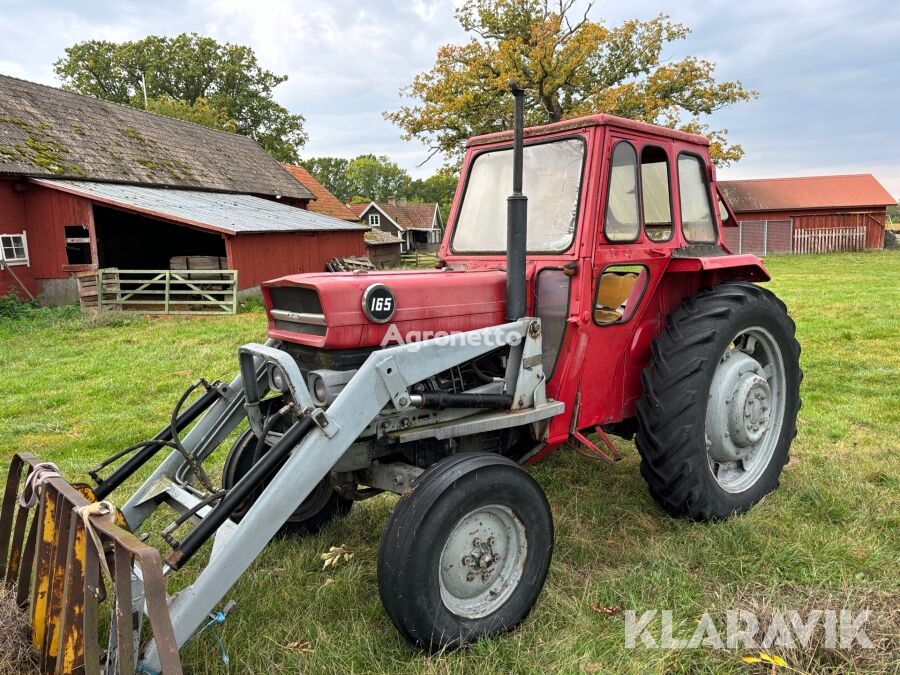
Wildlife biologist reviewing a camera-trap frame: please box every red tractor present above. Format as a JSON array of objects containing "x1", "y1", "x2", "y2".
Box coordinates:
[{"x1": 2, "y1": 89, "x2": 800, "y2": 673}]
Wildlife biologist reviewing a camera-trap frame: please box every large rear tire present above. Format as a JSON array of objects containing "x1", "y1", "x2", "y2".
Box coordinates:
[
  {"x1": 635, "y1": 282, "x2": 801, "y2": 521},
  {"x1": 222, "y1": 427, "x2": 352, "y2": 536},
  {"x1": 377, "y1": 453, "x2": 553, "y2": 652}
]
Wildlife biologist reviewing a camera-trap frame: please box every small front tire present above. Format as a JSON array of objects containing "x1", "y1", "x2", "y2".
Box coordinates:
[{"x1": 377, "y1": 453, "x2": 553, "y2": 652}]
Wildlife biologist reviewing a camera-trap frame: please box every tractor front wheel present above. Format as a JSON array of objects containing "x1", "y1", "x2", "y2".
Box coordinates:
[
  {"x1": 377, "y1": 452, "x2": 553, "y2": 652},
  {"x1": 222, "y1": 427, "x2": 352, "y2": 536},
  {"x1": 636, "y1": 282, "x2": 802, "y2": 521}
]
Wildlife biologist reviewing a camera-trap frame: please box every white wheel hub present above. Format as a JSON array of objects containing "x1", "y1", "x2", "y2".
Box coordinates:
[
  {"x1": 705, "y1": 327, "x2": 786, "y2": 493},
  {"x1": 438, "y1": 504, "x2": 527, "y2": 619}
]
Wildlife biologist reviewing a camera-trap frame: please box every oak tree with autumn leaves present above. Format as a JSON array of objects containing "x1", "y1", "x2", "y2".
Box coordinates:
[{"x1": 386, "y1": 0, "x2": 755, "y2": 165}]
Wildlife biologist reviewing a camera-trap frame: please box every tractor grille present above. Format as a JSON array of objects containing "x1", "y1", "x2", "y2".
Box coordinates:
[{"x1": 268, "y1": 286, "x2": 326, "y2": 335}]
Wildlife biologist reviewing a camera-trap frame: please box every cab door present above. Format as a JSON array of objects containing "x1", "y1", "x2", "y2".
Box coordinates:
[{"x1": 574, "y1": 133, "x2": 677, "y2": 428}]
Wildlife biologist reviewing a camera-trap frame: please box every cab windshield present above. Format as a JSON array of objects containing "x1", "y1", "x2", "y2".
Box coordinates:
[{"x1": 451, "y1": 138, "x2": 585, "y2": 253}]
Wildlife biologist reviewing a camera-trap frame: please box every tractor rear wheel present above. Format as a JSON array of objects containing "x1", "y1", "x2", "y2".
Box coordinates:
[
  {"x1": 377, "y1": 453, "x2": 553, "y2": 652},
  {"x1": 222, "y1": 427, "x2": 352, "y2": 536},
  {"x1": 635, "y1": 282, "x2": 801, "y2": 521}
]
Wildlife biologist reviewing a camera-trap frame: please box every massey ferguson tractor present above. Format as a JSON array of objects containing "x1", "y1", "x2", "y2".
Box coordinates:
[{"x1": 1, "y1": 88, "x2": 801, "y2": 673}]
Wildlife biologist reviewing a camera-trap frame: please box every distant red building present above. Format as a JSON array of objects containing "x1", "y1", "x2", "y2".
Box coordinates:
[
  {"x1": 0, "y1": 74, "x2": 365, "y2": 303},
  {"x1": 720, "y1": 174, "x2": 895, "y2": 251}
]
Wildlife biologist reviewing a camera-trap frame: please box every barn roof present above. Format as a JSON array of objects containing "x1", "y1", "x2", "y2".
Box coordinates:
[
  {"x1": 32, "y1": 179, "x2": 367, "y2": 236},
  {"x1": 0, "y1": 73, "x2": 314, "y2": 200},
  {"x1": 281, "y1": 164, "x2": 359, "y2": 220},
  {"x1": 719, "y1": 174, "x2": 895, "y2": 213}
]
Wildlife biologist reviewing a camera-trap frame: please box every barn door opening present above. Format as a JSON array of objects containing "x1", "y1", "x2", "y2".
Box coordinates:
[{"x1": 93, "y1": 205, "x2": 226, "y2": 269}]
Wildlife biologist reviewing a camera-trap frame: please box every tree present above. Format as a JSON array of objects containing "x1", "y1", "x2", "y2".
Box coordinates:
[
  {"x1": 300, "y1": 157, "x2": 353, "y2": 202},
  {"x1": 54, "y1": 33, "x2": 307, "y2": 162},
  {"x1": 409, "y1": 170, "x2": 459, "y2": 222},
  {"x1": 888, "y1": 202, "x2": 900, "y2": 224},
  {"x1": 345, "y1": 155, "x2": 411, "y2": 202},
  {"x1": 385, "y1": 0, "x2": 755, "y2": 165},
  {"x1": 144, "y1": 96, "x2": 237, "y2": 132}
]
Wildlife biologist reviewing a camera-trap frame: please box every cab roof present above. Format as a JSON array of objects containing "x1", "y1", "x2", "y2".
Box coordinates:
[{"x1": 466, "y1": 113, "x2": 710, "y2": 148}]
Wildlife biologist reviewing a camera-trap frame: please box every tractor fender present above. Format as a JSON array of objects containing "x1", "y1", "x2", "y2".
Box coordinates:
[{"x1": 665, "y1": 253, "x2": 770, "y2": 285}]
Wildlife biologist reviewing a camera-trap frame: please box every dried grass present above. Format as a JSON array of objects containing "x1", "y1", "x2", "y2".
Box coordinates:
[
  {"x1": 0, "y1": 585, "x2": 38, "y2": 675},
  {"x1": 731, "y1": 584, "x2": 900, "y2": 674}
]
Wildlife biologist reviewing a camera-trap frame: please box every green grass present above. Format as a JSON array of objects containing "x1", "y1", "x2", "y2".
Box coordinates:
[{"x1": 0, "y1": 252, "x2": 898, "y2": 673}]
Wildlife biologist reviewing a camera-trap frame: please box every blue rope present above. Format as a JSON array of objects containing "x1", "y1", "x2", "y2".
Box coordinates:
[{"x1": 182, "y1": 608, "x2": 231, "y2": 669}]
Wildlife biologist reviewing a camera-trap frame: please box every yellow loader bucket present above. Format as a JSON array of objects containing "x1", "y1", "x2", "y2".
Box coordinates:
[{"x1": 0, "y1": 453, "x2": 182, "y2": 674}]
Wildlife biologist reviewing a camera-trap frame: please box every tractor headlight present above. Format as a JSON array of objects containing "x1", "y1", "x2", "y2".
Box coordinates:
[
  {"x1": 312, "y1": 374, "x2": 328, "y2": 404},
  {"x1": 268, "y1": 365, "x2": 288, "y2": 392},
  {"x1": 308, "y1": 368, "x2": 356, "y2": 407}
]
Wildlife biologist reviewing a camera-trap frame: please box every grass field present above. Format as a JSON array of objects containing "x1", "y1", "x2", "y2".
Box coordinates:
[{"x1": 0, "y1": 252, "x2": 898, "y2": 674}]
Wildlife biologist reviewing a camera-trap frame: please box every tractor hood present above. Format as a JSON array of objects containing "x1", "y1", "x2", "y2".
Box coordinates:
[{"x1": 262, "y1": 268, "x2": 507, "y2": 349}]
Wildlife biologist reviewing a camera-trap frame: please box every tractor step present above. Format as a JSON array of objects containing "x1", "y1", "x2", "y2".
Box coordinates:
[{"x1": 569, "y1": 427, "x2": 623, "y2": 463}]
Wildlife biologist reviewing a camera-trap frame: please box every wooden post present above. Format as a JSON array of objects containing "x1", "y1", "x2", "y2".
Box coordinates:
[
  {"x1": 231, "y1": 271, "x2": 238, "y2": 315},
  {"x1": 164, "y1": 271, "x2": 170, "y2": 314},
  {"x1": 97, "y1": 269, "x2": 103, "y2": 312}
]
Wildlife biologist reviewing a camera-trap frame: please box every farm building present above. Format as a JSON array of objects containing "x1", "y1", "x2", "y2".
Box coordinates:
[
  {"x1": 364, "y1": 228, "x2": 403, "y2": 267},
  {"x1": 719, "y1": 174, "x2": 895, "y2": 253},
  {"x1": 350, "y1": 199, "x2": 443, "y2": 252},
  {"x1": 0, "y1": 74, "x2": 366, "y2": 304},
  {"x1": 280, "y1": 163, "x2": 402, "y2": 265}
]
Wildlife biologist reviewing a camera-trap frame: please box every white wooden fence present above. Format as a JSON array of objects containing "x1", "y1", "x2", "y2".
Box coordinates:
[
  {"x1": 792, "y1": 226, "x2": 866, "y2": 255},
  {"x1": 75, "y1": 268, "x2": 238, "y2": 314}
]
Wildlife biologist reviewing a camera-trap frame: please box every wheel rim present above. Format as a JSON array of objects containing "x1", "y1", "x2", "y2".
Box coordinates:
[
  {"x1": 705, "y1": 326, "x2": 787, "y2": 493},
  {"x1": 438, "y1": 504, "x2": 527, "y2": 619}
]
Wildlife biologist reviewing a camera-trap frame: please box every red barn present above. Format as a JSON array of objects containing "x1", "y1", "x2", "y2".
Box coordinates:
[
  {"x1": 0, "y1": 74, "x2": 366, "y2": 303},
  {"x1": 719, "y1": 174, "x2": 895, "y2": 253}
]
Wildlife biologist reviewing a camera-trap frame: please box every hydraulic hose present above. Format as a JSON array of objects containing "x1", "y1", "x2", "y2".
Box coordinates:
[{"x1": 165, "y1": 415, "x2": 316, "y2": 570}]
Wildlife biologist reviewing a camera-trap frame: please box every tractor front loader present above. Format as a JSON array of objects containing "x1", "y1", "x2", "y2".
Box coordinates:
[{"x1": 2, "y1": 86, "x2": 801, "y2": 673}]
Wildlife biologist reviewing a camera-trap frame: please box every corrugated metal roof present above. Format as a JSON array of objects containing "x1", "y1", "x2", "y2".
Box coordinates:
[
  {"x1": 720, "y1": 174, "x2": 896, "y2": 213},
  {"x1": 0, "y1": 74, "x2": 313, "y2": 200},
  {"x1": 32, "y1": 179, "x2": 367, "y2": 235}
]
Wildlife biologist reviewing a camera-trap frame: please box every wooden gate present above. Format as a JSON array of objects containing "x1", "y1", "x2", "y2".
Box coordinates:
[{"x1": 75, "y1": 268, "x2": 238, "y2": 314}]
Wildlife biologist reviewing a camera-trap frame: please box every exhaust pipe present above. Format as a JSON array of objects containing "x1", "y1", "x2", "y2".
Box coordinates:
[{"x1": 506, "y1": 83, "x2": 527, "y2": 321}]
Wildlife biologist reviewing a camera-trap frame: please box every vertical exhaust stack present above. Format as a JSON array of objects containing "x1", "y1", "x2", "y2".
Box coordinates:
[{"x1": 506, "y1": 84, "x2": 527, "y2": 321}]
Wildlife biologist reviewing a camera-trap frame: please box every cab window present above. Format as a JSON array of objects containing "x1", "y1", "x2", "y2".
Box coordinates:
[
  {"x1": 594, "y1": 264, "x2": 648, "y2": 325},
  {"x1": 604, "y1": 142, "x2": 640, "y2": 242},
  {"x1": 641, "y1": 146, "x2": 673, "y2": 242},
  {"x1": 677, "y1": 154, "x2": 717, "y2": 242}
]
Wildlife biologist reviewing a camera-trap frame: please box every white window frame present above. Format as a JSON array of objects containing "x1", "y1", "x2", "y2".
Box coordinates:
[
  {"x1": 369, "y1": 213, "x2": 381, "y2": 227},
  {"x1": 0, "y1": 232, "x2": 29, "y2": 267}
]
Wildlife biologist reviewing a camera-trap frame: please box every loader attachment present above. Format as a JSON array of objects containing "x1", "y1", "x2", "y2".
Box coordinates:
[{"x1": 0, "y1": 452, "x2": 182, "y2": 675}]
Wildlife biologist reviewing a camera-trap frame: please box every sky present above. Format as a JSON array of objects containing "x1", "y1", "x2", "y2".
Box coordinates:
[{"x1": 0, "y1": 0, "x2": 898, "y2": 197}]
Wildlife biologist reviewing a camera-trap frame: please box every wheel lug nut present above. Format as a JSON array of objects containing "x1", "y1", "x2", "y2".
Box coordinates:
[
  {"x1": 487, "y1": 536, "x2": 495, "y2": 546},
  {"x1": 462, "y1": 555, "x2": 473, "y2": 566},
  {"x1": 472, "y1": 538, "x2": 480, "y2": 547},
  {"x1": 492, "y1": 553, "x2": 501, "y2": 562},
  {"x1": 466, "y1": 571, "x2": 476, "y2": 581}
]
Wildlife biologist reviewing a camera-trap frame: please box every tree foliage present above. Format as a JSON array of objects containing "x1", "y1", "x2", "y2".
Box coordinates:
[
  {"x1": 303, "y1": 155, "x2": 458, "y2": 220},
  {"x1": 345, "y1": 155, "x2": 411, "y2": 203},
  {"x1": 54, "y1": 33, "x2": 307, "y2": 162},
  {"x1": 386, "y1": 0, "x2": 755, "y2": 165}
]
